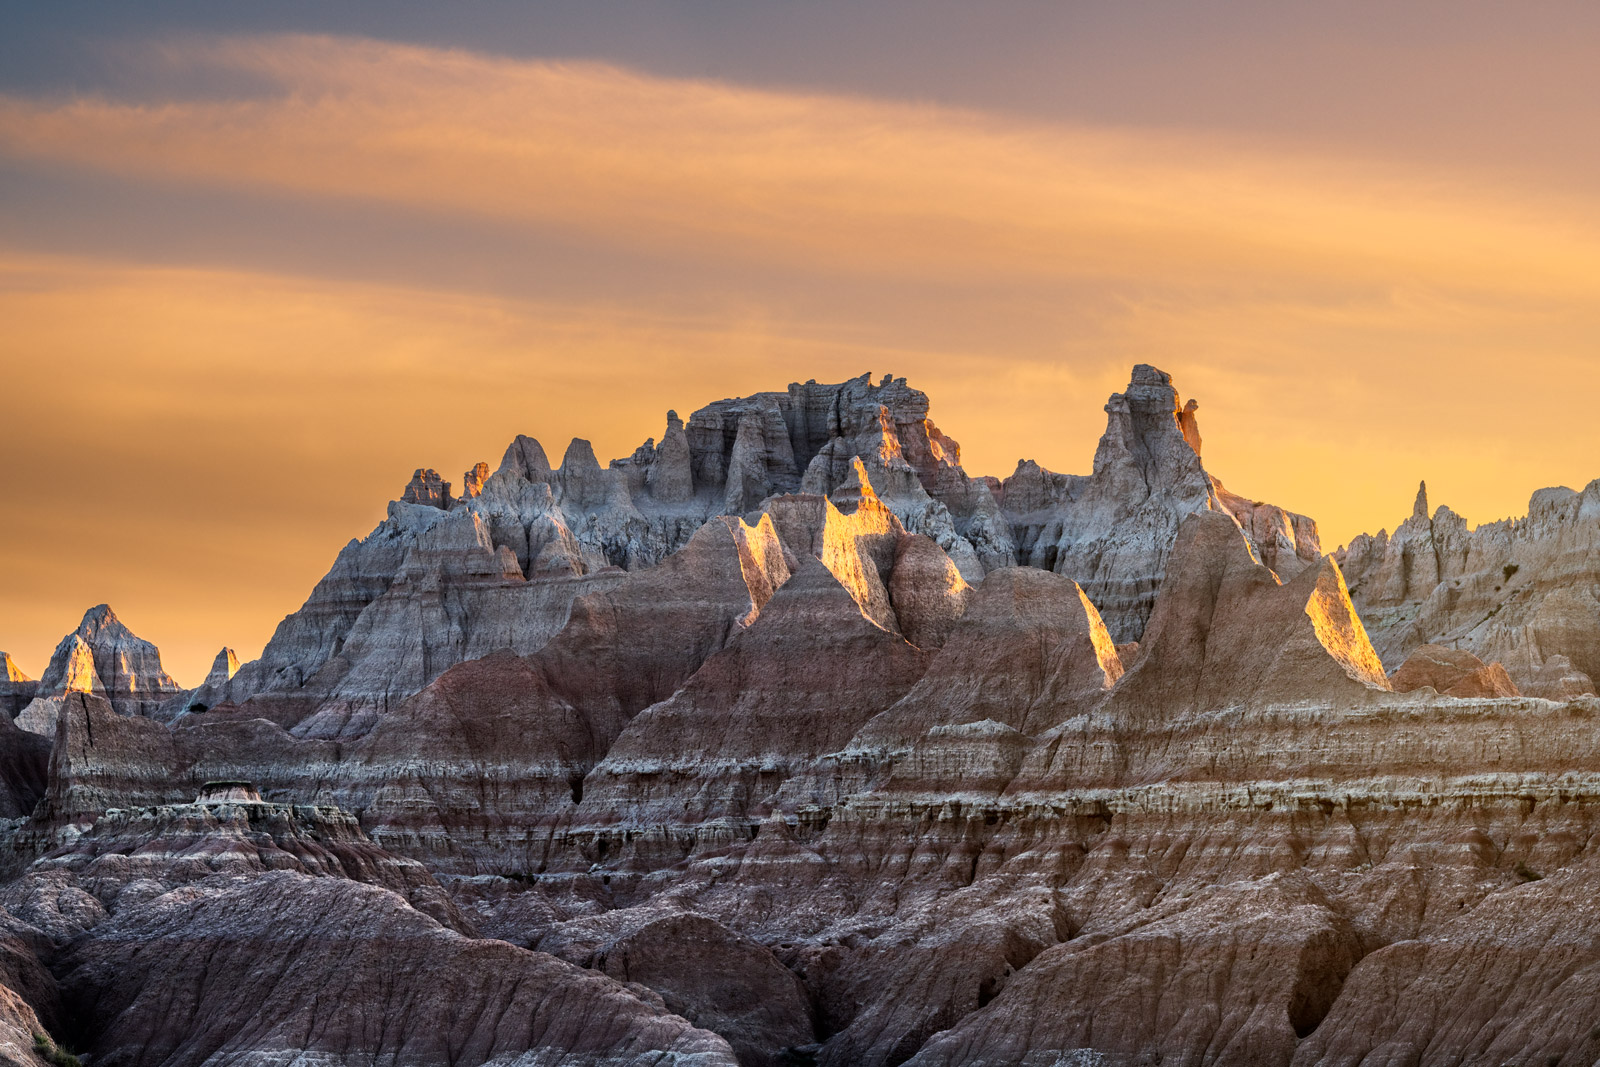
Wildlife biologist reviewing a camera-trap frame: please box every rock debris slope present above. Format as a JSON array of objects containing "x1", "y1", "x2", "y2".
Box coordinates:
[{"x1": 8, "y1": 365, "x2": 1600, "y2": 1066}]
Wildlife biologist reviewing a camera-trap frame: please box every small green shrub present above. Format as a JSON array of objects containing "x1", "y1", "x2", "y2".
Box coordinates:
[
  {"x1": 1503, "y1": 563, "x2": 1520, "y2": 581},
  {"x1": 32, "y1": 1033, "x2": 82, "y2": 1067}
]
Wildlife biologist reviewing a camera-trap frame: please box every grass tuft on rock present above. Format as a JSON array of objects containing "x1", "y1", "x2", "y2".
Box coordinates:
[{"x1": 32, "y1": 1032, "x2": 82, "y2": 1067}]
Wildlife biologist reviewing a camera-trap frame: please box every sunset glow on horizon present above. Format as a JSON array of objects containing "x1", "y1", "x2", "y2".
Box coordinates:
[{"x1": 6, "y1": 5, "x2": 1600, "y2": 683}]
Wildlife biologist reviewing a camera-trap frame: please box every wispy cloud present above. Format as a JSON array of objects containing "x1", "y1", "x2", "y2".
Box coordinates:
[
  {"x1": 6, "y1": 33, "x2": 1600, "y2": 680},
  {"x1": 3, "y1": 34, "x2": 1599, "y2": 298}
]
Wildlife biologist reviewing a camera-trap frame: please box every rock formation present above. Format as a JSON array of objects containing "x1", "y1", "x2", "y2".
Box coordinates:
[
  {"x1": 539, "y1": 910, "x2": 815, "y2": 1067},
  {"x1": 1090, "y1": 510, "x2": 1386, "y2": 720},
  {"x1": 574, "y1": 557, "x2": 932, "y2": 833},
  {"x1": 61, "y1": 873, "x2": 739, "y2": 1067},
  {"x1": 1340, "y1": 478, "x2": 1600, "y2": 698},
  {"x1": 165, "y1": 645, "x2": 240, "y2": 717},
  {"x1": 203, "y1": 367, "x2": 1314, "y2": 736},
  {"x1": 1001, "y1": 365, "x2": 1322, "y2": 643},
  {"x1": 14, "y1": 607, "x2": 185, "y2": 736},
  {"x1": 0, "y1": 711, "x2": 49, "y2": 820},
  {"x1": 849, "y1": 567, "x2": 1122, "y2": 753},
  {"x1": 13, "y1": 365, "x2": 1600, "y2": 1065},
  {"x1": 1390, "y1": 643, "x2": 1520, "y2": 698}
]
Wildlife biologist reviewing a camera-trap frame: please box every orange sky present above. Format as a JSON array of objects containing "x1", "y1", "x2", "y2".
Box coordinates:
[{"x1": 4, "y1": 28, "x2": 1600, "y2": 684}]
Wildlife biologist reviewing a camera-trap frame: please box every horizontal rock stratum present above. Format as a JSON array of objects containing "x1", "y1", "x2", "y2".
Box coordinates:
[{"x1": 5, "y1": 365, "x2": 1600, "y2": 1066}]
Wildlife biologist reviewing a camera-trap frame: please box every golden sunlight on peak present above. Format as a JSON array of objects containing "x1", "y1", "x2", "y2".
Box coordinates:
[{"x1": 1303, "y1": 560, "x2": 1389, "y2": 690}]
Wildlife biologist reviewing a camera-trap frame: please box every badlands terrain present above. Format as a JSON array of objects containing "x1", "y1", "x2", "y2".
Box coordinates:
[{"x1": 5, "y1": 365, "x2": 1600, "y2": 1066}]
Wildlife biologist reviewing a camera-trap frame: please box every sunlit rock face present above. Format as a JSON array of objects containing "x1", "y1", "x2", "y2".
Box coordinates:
[
  {"x1": 573, "y1": 558, "x2": 932, "y2": 834},
  {"x1": 848, "y1": 567, "x2": 1123, "y2": 755},
  {"x1": 1340, "y1": 478, "x2": 1600, "y2": 698},
  {"x1": 1093, "y1": 511, "x2": 1386, "y2": 723},
  {"x1": 20, "y1": 363, "x2": 1600, "y2": 1066},
  {"x1": 13, "y1": 606, "x2": 185, "y2": 735}
]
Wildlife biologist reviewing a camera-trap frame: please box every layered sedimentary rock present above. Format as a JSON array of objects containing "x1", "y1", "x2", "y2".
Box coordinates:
[
  {"x1": 5, "y1": 762, "x2": 742, "y2": 1064},
  {"x1": 23, "y1": 793, "x2": 467, "y2": 930},
  {"x1": 537, "y1": 909, "x2": 816, "y2": 1067},
  {"x1": 1033, "y1": 511, "x2": 1385, "y2": 738},
  {"x1": 16, "y1": 364, "x2": 1600, "y2": 1065},
  {"x1": 14, "y1": 607, "x2": 185, "y2": 736},
  {"x1": 574, "y1": 558, "x2": 931, "y2": 833},
  {"x1": 220, "y1": 497, "x2": 624, "y2": 738},
  {"x1": 1000, "y1": 365, "x2": 1322, "y2": 643},
  {"x1": 1340, "y1": 479, "x2": 1600, "y2": 700},
  {"x1": 337, "y1": 515, "x2": 795, "y2": 872},
  {"x1": 850, "y1": 567, "x2": 1122, "y2": 753},
  {"x1": 209, "y1": 374, "x2": 995, "y2": 734},
  {"x1": 908, "y1": 872, "x2": 1360, "y2": 1065},
  {"x1": 59, "y1": 872, "x2": 738, "y2": 1067},
  {"x1": 1294, "y1": 863, "x2": 1600, "y2": 1065}
]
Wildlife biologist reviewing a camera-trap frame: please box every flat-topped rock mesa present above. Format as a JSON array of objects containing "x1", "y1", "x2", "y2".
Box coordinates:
[
  {"x1": 205, "y1": 365, "x2": 1315, "y2": 737},
  {"x1": 1340, "y1": 478, "x2": 1600, "y2": 698},
  {"x1": 12, "y1": 606, "x2": 185, "y2": 736}
]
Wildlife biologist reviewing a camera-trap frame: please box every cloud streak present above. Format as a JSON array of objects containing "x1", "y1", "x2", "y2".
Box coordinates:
[
  {"x1": 3, "y1": 34, "x2": 1600, "y2": 299},
  {"x1": 5, "y1": 34, "x2": 1600, "y2": 682}
]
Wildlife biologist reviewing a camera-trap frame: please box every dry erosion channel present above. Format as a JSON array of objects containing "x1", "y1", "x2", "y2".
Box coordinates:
[{"x1": 5, "y1": 365, "x2": 1600, "y2": 1066}]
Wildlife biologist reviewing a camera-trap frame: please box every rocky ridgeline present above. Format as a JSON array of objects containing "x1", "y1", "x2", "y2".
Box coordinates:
[
  {"x1": 1341, "y1": 479, "x2": 1600, "y2": 699},
  {"x1": 5, "y1": 366, "x2": 1600, "y2": 1065},
  {"x1": 169, "y1": 364, "x2": 1318, "y2": 737}
]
